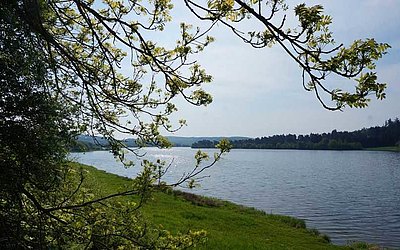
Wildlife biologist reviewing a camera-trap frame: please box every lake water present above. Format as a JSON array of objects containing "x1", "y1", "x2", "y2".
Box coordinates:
[{"x1": 70, "y1": 148, "x2": 400, "y2": 248}]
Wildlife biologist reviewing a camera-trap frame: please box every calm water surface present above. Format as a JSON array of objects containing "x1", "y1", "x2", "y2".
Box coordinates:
[{"x1": 71, "y1": 148, "x2": 400, "y2": 248}]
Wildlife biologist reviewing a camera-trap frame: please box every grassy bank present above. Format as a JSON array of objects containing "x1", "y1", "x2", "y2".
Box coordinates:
[{"x1": 74, "y1": 162, "x2": 371, "y2": 249}]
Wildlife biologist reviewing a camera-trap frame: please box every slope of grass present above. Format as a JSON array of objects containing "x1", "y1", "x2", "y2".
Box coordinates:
[{"x1": 73, "y1": 162, "x2": 356, "y2": 249}]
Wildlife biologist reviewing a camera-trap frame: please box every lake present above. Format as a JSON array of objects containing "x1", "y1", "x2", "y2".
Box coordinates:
[{"x1": 70, "y1": 148, "x2": 400, "y2": 248}]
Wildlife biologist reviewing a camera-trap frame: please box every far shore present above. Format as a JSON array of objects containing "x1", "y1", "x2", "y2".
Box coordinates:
[{"x1": 71, "y1": 146, "x2": 400, "y2": 153}]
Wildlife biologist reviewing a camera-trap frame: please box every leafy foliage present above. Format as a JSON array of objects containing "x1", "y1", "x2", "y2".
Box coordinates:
[
  {"x1": 6, "y1": 0, "x2": 215, "y2": 158},
  {"x1": 0, "y1": 0, "x2": 391, "y2": 248},
  {"x1": 0, "y1": 2, "x2": 226, "y2": 248},
  {"x1": 0, "y1": 4, "x2": 75, "y2": 246},
  {"x1": 184, "y1": 0, "x2": 390, "y2": 110}
]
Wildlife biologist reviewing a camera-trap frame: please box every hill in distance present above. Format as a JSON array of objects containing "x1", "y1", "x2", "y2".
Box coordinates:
[
  {"x1": 165, "y1": 136, "x2": 249, "y2": 147},
  {"x1": 73, "y1": 135, "x2": 250, "y2": 151}
]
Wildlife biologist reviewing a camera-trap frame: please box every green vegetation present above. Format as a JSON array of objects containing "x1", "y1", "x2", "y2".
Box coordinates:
[
  {"x1": 2, "y1": 0, "x2": 392, "y2": 248},
  {"x1": 193, "y1": 118, "x2": 400, "y2": 151},
  {"x1": 77, "y1": 162, "x2": 347, "y2": 249}
]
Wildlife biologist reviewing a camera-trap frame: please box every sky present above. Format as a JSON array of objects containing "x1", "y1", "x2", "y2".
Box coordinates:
[{"x1": 145, "y1": 0, "x2": 400, "y2": 137}]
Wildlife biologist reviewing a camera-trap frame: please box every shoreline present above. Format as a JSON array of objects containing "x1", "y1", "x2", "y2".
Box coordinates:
[
  {"x1": 71, "y1": 146, "x2": 400, "y2": 153},
  {"x1": 73, "y1": 162, "x2": 382, "y2": 249}
]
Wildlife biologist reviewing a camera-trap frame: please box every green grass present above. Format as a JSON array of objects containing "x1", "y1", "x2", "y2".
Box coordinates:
[
  {"x1": 72, "y1": 162, "x2": 369, "y2": 249},
  {"x1": 364, "y1": 146, "x2": 400, "y2": 152}
]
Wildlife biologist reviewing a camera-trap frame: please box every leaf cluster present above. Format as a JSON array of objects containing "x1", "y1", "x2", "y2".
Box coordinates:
[
  {"x1": 5, "y1": 0, "x2": 217, "y2": 159},
  {"x1": 1, "y1": 2, "x2": 218, "y2": 247},
  {"x1": 184, "y1": 0, "x2": 390, "y2": 110}
]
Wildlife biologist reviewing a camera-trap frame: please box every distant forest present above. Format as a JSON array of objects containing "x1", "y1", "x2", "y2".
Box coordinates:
[
  {"x1": 71, "y1": 135, "x2": 249, "y2": 152},
  {"x1": 192, "y1": 118, "x2": 400, "y2": 150}
]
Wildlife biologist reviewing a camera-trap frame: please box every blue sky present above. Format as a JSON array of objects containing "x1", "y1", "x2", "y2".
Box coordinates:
[{"x1": 145, "y1": 0, "x2": 400, "y2": 137}]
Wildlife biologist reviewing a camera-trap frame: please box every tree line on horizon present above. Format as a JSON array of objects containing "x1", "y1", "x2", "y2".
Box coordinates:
[{"x1": 192, "y1": 118, "x2": 400, "y2": 150}]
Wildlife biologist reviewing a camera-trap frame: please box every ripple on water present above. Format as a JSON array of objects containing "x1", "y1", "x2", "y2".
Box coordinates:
[{"x1": 71, "y1": 149, "x2": 400, "y2": 248}]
